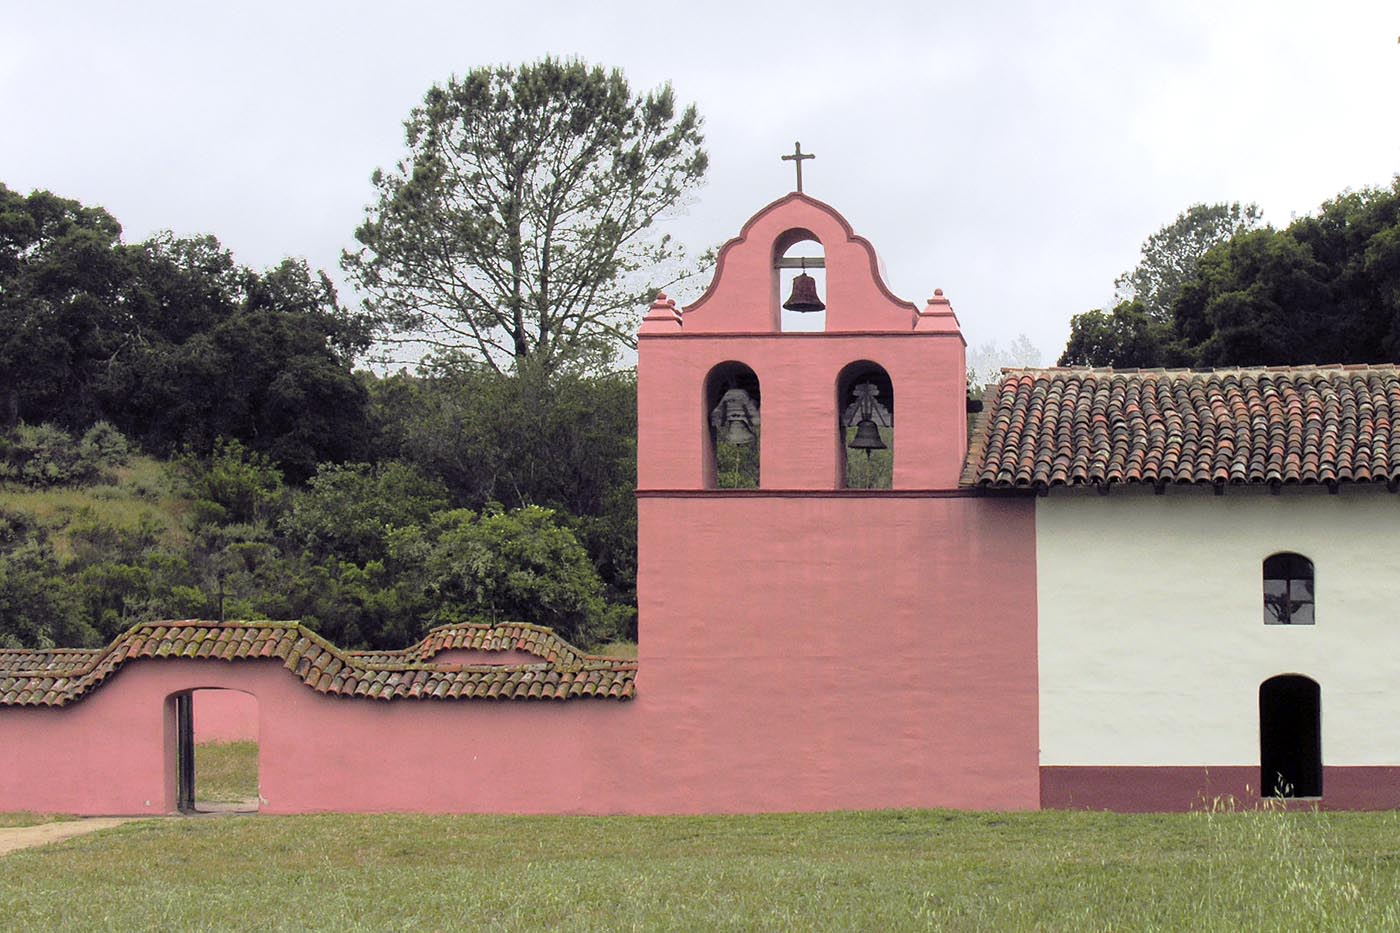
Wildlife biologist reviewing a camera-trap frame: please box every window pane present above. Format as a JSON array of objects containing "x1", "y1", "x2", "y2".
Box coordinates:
[
  {"x1": 1264, "y1": 579, "x2": 1289, "y2": 624},
  {"x1": 1291, "y1": 579, "x2": 1315, "y2": 624}
]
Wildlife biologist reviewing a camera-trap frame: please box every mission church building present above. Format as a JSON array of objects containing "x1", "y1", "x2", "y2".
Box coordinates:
[{"x1": 4, "y1": 179, "x2": 1400, "y2": 814}]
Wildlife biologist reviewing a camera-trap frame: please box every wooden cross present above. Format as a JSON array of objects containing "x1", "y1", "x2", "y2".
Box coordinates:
[{"x1": 781, "y1": 141, "x2": 814, "y2": 193}]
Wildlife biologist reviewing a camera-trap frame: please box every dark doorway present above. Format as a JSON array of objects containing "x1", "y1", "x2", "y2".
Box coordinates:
[
  {"x1": 175, "y1": 692, "x2": 195, "y2": 812},
  {"x1": 1259, "y1": 674, "x2": 1322, "y2": 798},
  {"x1": 172, "y1": 688, "x2": 260, "y2": 814}
]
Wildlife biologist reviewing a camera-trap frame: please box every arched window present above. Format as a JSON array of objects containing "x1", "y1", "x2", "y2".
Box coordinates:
[
  {"x1": 1259, "y1": 674, "x2": 1322, "y2": 798},
  {"x1": 836, "y1": 361, "x2": 893, "y2": 489},
  {"x1": 1264, "y1": 552, "x2": 1314, "y2": 625},
  {"x1": 705, "y1": 362, "x2": 760, "y2": 489},
  {"x1": 774, "y1": 228, "x2": 826, "y2": 333}
]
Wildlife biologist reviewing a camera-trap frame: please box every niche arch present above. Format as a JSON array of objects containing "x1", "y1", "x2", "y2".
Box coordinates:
[
  {"x1": 1259, "y1": 674, "x2": 1322, "y2": 798},
  {"x1": 774, "y1": 228, "x2": 827, "y2": 333},
  {"x1": 704, "y1": 361, "x2": 761, "y2": 489},
  {"x1": 836, "y1": 360, "x2": 894, "y2": 489}
]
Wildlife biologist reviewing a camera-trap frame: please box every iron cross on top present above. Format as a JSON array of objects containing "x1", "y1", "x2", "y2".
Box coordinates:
[{"x1": 782, "y1": 142, "x2": 814, "y2": 193}]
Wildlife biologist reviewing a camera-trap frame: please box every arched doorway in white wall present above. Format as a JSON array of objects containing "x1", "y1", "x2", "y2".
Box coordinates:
[
  {"x1": 171, "y1": 688, "x2": 260, "y2": 813},
  {"x1": 1259, "y1": 674, "x2": 1322, "y2": 798}
]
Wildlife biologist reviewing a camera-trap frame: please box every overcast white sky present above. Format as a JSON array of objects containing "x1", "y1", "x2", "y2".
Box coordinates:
[{"x1": 4, "y1": 1, "x2": 1398, "y2": 365}]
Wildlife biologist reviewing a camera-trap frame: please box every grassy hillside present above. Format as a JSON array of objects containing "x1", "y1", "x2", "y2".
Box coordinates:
[{"x1": 0, "y1": 455, "x2": 190, "y2": 560}]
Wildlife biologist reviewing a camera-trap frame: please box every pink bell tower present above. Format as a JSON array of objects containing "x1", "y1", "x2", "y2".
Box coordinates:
[
  {"x1": 630, "y1": 182, "x2": 1043, "y2": 813},
  {"x1": 638, "y1": 192, "x2": 969, "y2": 490}
]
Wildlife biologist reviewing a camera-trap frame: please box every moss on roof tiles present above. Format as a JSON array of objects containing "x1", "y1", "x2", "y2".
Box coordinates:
[{"x1": 0, "y1": 620, "x2": 636, "y2": 708}]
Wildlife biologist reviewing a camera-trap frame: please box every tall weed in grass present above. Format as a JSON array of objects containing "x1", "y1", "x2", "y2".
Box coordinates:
[{"x1": 1190, "y1": 795, "x2": 1400, "y2": 931}]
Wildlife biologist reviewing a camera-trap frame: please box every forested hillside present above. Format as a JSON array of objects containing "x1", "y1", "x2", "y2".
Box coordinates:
[
  {"x1": 0, "y1": 60, "x2": 705, "y2": 651},
  {"x1": 0, "y1": 185, "x2": 640, "y2": 651}
]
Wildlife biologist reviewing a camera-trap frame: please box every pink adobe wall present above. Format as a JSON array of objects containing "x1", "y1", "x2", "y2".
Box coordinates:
[
  {"x1": 633, "y1": 495, "x2": 1040, "y2": 812},
  {"x1": 193, "y1": 687, "x2": 258, "y2": 743},
  {"x1": 630, "y1": 192, "x2": 1040, "y2": 812},
  {"x1": 0, "y1": 659, "x2": 638, "y2": 815}
]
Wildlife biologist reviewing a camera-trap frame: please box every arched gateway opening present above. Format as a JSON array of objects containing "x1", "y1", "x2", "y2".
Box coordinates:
[
  {"x1": 1259, "y1": 674, "x2": 1322, "y2": 798},
  {"x1": 169, "y1": 688, "x2": 260, "y2": 813}
]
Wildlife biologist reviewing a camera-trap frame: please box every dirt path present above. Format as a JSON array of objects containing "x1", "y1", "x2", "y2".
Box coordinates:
[{"x1": 0, "y1": 818, "x2": 139, "y2": 856}]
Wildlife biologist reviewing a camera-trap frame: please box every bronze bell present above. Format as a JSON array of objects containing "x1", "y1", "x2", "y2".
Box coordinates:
[
  {"x1": 720, "y1": 420, "x2": 756, "y2": 445},
  {"x1": 848, "y1": 418, "x2": 887, "y2": 457},
  {"x1": 783, "y1": 272, "x2": 826, "y2": 313}
]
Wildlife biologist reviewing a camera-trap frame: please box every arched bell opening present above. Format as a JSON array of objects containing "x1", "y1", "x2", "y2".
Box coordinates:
[
  {"x1": 774, "y1": 228, "x2": 826, "y2": 333},
  {"x1": 1259, "y1": 674, "x2": 1322, "y2": 798},
  {"x1": 704, "y1": 361, "x2": 761, "y2": 489},
  {"x1": 836, "y1": 361, "x2": 894, "y2": 489}
]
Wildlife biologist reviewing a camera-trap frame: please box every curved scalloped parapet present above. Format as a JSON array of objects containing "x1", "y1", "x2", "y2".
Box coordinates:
[
  {"x1": 0, "y1": 620, "x2": 636, "y2": 706},
  {"x1": 678, "y1": 193, "x2": 918, "y2": 334}
]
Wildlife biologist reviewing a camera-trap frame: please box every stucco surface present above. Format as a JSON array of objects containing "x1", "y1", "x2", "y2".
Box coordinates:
[
  {"x1": 193, "y1": 688, "x2": 258, "y2": 743},
  {"x1": 637, "y1": 495, "x2": 1040, "y2": 812},
  {"x1": 0, "y1": 659, "x2": 634, "y2": 815},
  {"x1": 1038, "y1": 485, "x2": 1400, "y2": 768}
]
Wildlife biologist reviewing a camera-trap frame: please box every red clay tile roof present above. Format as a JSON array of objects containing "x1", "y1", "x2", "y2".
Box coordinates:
[
  {"x1": 0, "y1": 621, "x2": 636, "y2": 707},
  {"x1": 965, "y1": 365, "x2": 1400, "y2": 492}
]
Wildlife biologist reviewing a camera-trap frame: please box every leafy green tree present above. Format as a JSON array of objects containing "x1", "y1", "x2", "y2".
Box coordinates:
[
  {"x1": 280, "y1": 461, "x2": 449, "y2": 566},
  {"x1": 366, "y1": 362, "x2": 639, "y2": 610},
  {"x1": 177, "y1": 439, "x2": 288, "y2": 528},
  {"x1": 0, "y1": 512, "x2": 96, "y2": 648},
  {"x1": 1058, "y1": 302, "x2": 1175, "y2": 368},
  {"x1": 1060, "y1": 202, "x2": 1259, "y2": 366},
  {"x1": 388, "y1": 506, "x2": 625, "y2": 647},
  {"x1": 0, "y1": 184, "x2": 127, "y2": 428},
  {"x1": 1114, "y1": 202, "x2": 1261, "y2": 322},
  {"x1": 344, "y1": 58, "x2": 708, "y2": 373},
  {"x1": 104, "y1": 244, "x2": 372, "y2": 480},
  {"x1": 1173, "y1": 180, "x2": 1400, "y2": 367},
  {"x1": 0, "y1": 184, "x2": 372, "y2": 479}
]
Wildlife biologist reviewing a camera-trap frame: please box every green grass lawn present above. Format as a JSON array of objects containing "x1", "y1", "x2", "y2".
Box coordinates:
[
  {"x1": 0, "y1": 812, "x2": 75, "y2": 829},
  {"x1": 193, "y1": 741, "x2": 260, "y2": 804},
  {"x1": 2, "y1": 807, "x2": 1399, "y2": 930}
]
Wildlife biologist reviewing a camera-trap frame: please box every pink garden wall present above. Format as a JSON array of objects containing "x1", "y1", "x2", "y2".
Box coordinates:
[{"x1": 0, "y1": 658, "x2": 634, "y2": 815}]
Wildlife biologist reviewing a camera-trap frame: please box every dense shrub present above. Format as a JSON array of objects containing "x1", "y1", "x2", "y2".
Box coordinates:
[{"x1": 0, "y1": 422, "x2": 131, "y2": 487}]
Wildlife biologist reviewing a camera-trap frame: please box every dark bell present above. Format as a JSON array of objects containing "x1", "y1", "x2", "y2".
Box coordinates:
[
  {"x1": 849, "y1": 418, "x2": 887, "y2": 454},
  {"x1": 720, "y1": 421, "x2": 756, "y2": 445},
  {"x1": 783, "y1": 272, "x2": 826, "y2": 313}
]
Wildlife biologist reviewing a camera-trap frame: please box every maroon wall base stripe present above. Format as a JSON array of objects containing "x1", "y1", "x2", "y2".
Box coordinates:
[{"x1": 1041, "y1": 766, "x2": 1400, "y2": 812}]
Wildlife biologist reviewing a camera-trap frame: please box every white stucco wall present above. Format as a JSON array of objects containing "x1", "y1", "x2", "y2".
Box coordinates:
[{"x1": 1038, "y1": 485, "x2": 1400, "y2": 766}]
